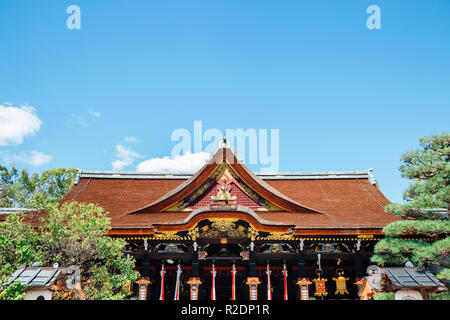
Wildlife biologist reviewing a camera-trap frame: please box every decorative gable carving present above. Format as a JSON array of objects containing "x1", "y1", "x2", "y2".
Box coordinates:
[
  {"x1": 164, "y1": 164, "x2": 284, "y2": 212},
  {"x1": 128, "y1": 146, "x2": 322, "y2": 215}
]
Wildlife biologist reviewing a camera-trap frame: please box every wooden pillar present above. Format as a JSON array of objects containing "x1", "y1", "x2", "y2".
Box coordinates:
[
  {"x1": 142, "y1": 252, "x2": 150, "y2": 278},
  {"x1": 246, "y1": 277, "x2": 261, "y2": 300},
  {"x1": 248, "y1": 251, "x2": 256, "y2": 277},
  {"x1": 135, "y1": 277, "x2": 152, "y2": 300},
  {"x1": 297, "y1": 254, "x2": 307, "y2": 278},
  {"x1": 421, "y1": 289, "x2": 431, "y2": 300},
  {"x1": 192, "y1": 251, "x2": 200, "y2": 278},
  {"x1": 354, "y1": 251, "x2": 364, "y2": 281},
  {"x1": 246, "y1": 249, "x2": 260, "y2": 300}
]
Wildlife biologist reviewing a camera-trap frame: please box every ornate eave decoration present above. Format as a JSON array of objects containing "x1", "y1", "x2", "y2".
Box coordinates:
[
  {"x1": 150, "y1": 232, "x2": 187, "y2": 241},
  {"x1": 198, "y1": 218, "x2": 250, "y2": 239},
  {"x1": 256, "y1": 233, "x2": 295, "y2": 241},
  {"x1": 148, "y1": 218, "x2": 258, "y2": 240}
]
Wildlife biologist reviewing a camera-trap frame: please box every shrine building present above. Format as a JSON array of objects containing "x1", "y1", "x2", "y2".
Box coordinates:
[{"x1": 60, "y1": 142, "x2": 402, "y2": 300}]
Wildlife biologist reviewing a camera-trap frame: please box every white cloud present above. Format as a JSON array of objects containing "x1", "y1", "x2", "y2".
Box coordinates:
[
  {"x1": 111, "y1": 144, "x2": 143, "y2": 170},
  {"x1": 69, "y1": 113, "x2": 88, "y2": 127},
  {"x1": 5, "y1": 151, "x2": 53, "y2": 167},
  {"x1": 136, "y1": 152, "x2": 210, "y2": 173},
  {"x1": 124, "y1": 136, "x2": 138, "y2": 144},
  {"x1": 69, "y1": 110, "x2": 101, "y2": 127},
  {"x1": 88, "y1": 110, "x2": 101, "y2": 118},
  {"x1": 0, "y1": 104, "x2": 42, "y2": 146}
]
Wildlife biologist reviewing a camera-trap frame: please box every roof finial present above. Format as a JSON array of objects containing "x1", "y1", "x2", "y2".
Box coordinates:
[{"x1": 221, "y1": 136, "x2": 228, "y2": 148}]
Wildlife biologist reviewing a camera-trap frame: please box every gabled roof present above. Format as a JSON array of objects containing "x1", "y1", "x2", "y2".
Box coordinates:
[
  {"x1": 128, "y1": 147, "x2": 321, "y2": 215},
  {"x1": 58, "y1": 146, "x2": 400, "y2": 233}
]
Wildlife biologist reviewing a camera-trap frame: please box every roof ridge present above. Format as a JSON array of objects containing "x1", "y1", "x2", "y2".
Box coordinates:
[{"x1": 75, "y1": 169, "x2": 376, "y2": 184}]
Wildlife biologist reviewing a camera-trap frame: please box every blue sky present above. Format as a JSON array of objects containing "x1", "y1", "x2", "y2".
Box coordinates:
[{"x1": 0, "y1": 0, "x2": 449, "y2": 203}]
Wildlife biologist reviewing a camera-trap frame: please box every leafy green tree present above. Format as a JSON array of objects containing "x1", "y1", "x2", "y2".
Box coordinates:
[
  {"x1": 0, "y1": 202, "x2": 139, "y2": 300},
  {"x1": 0, "y1": 165, "x2": 77, "y2": 209},
  {"x1": 0, "y1": 280, "x2": 28, "y2": 300},
  {"x1": 372, "y1": 133, "x2": 449, "y2": 293},
  {"x1": 38, "y1": 202, "x2": 140, "y2": 300},
  {"x1": 0, "y1": 213, "x2": 38, "y2": 299}
]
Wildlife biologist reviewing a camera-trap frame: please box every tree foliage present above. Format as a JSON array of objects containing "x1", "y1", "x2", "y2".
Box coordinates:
[
  {"x1": 382, "y1": 220, "x2": 450, "y2": 238},
  {"x1": 431, "y1": 290, "x2": 450, "y2": 300},
  {"x1": 0, "y1": 213, "x2": 38, "y2": 300},
  {"x1": 372, "y1": 133, "x2": 449, "y2": 295},
  {"x1": 0, "y1": 280, "x2": 28, "y2": 300},
  {"x1": 0, "y1": 165, "x2": 78, "y2": 209},
  {"x1": 0, "y1": 202, "x2": 139, "y2": 300},
  {"x1": 371, "y1": 238, "x2": 429, "y2": 266},
  {"x1": 385, "y1": 133, "x2": 449, "y2": 220},
  {"x1": 0, "y1": 213, "x2": 39, "y2": 274},
  {"x1": 38, "y1": 202, "x2": 140, "y2": 300}
]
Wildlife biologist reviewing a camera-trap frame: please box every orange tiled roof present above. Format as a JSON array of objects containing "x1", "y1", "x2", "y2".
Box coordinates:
[{"x1": 57, "y1": 147, "x2": 399, "y2": 233}]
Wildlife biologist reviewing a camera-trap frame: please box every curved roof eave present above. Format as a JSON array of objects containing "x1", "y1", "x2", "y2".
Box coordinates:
[{"x1": 126, "y1": 147, "x2": 324, "y2": 215}]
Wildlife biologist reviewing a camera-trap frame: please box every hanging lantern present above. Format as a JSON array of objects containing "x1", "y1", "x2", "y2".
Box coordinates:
[
  {"x1": 312, "y1": 269, "x2": 328, "y2": 297},
  {"x1": 332, "y1": 268, "x2": 349, "y2": 295},
  {"x1": 246, "y1": 277, "x2": 261, "y2": 300},
  {"x1": 135, "y1": 277, "x2": 152, "y2": 300},
  {"x1": 296, "y1": 278, "x2": 312, "y2": 300},
  {"x1": 187, "y1": 277, "x2": 202, "y2": 300}
]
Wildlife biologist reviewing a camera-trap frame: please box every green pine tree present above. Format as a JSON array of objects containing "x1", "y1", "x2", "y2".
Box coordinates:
[{"x1": 371, "y1": 133, "x2": 449, "y2": 297}]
